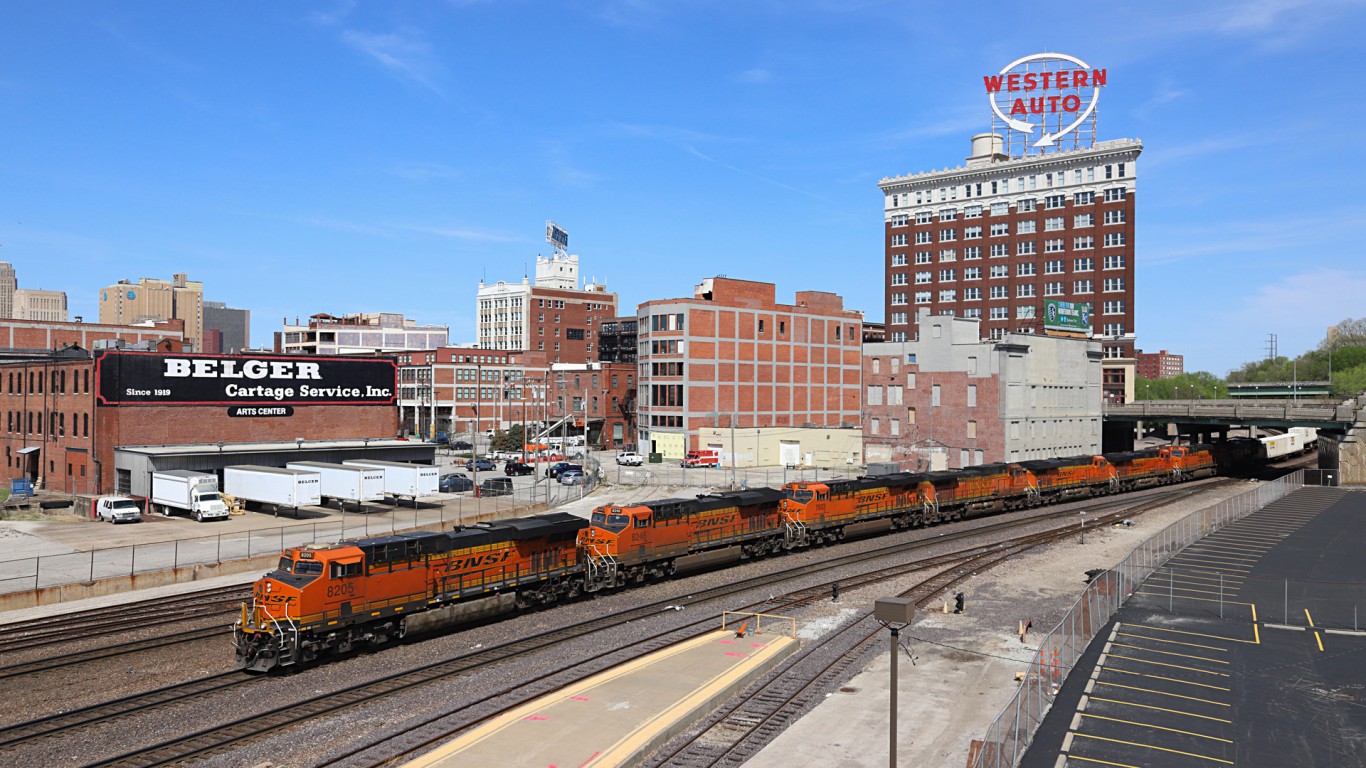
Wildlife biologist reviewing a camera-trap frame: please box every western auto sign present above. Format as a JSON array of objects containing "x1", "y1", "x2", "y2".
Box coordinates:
[
  {"x1": 95, "y1": 351, "x2": 397, "y2": 406},
  {"x1": 984, "y1": 53, "x2": 1105, "y2": 148}
]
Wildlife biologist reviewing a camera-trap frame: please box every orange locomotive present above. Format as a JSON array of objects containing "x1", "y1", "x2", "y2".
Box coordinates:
[{"x1": 234, "y1": 512, "x2": 586, "y2": 672}]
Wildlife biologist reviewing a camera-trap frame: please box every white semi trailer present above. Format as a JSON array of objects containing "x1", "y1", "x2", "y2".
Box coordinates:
[
  {"x1": 286, "y1": 461, "x2": 385, "y2": 509},
  {"x1": 342, "y1": 460, "x2": 439, "y2": 505},
  {"x1": 151, "y1": 470, "x2": 230, "y2": 522},
  {"x1": 224, "y1": 466, "x2": 322, "y2": 517}
]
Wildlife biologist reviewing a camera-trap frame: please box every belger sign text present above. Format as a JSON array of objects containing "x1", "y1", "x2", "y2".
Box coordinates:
[{"x1": 95, "y1": 351, "x2": 397, "y2": 406}]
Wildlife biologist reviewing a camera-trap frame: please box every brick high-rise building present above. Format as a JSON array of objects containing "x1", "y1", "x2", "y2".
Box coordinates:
[
  {"x1": 1135, "y1": 349, "x2": 1184, "y2": 380},
  {"x1": 477, "y1": 253, "x2": 619, "y2": 365},
  {"x1": 878, "y1": 135, "x2": 1141, "y2": 360}
]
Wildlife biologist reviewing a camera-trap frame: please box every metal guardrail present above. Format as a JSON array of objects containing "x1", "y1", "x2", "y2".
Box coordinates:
[
  {"x1": 1104, "y1": 398, "x2": 1362, "y2": 426},
  {"x1": 969, "y1": 471, "x2": 1305, "y2": 768}
]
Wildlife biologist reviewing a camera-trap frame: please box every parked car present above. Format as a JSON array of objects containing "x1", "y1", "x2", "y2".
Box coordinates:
[
  {"x1": 504, "y1": 461, "x2": 535, "y2": 476},
  {"x1": 559, "y1": 468, "x2": 588, "y2": 485},
  {"x1": 480, "y1": 476, "x2": 514, "y2": 496},
  {"x1": 439, "y1": 473, "x2": 474, "y2": 493},
  {"x1": 465, "y1": 458, "x2": 497, "y2": 472},
  {"x1": 546, "y1": 462, "x2": 582, "y2": 479},
  {"x1": 616, "y1": 452, "x2": 644, "y2": 466},
  {"x1": 450, "y1": 440, "x2": 472, "y2": 450}
]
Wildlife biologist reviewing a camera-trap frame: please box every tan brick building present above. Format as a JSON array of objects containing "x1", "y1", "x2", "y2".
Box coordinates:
[
  {"x1": 98, "y1": 273, "x2": 204, "y2": 352},
  {"x1": 476, "y1": 254, "x2": 619, "y2": 364}
]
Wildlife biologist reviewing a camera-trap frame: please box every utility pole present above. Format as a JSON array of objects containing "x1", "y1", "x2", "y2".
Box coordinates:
[{"x1": 731, "y1": 412, "x2": 737, "y2": 489}]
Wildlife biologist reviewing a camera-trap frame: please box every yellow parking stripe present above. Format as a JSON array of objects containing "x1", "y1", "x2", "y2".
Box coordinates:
[
  {"x1": 1190, "y1": 542, "x2": 1270, "y2": 554},
  {"x1": 1170, "y1": 554, "x2": 1254, "y2": 568},
  {"x1": 1108, "y1": 642, "x2": 1227, "y2": 665},
  {"x1": 1114, "y1": 631, "x2": 1226, "y2": 652},
  {"x1": 1254, "y1": 623, "x2": 1261, "y2": 644},
  {"x1": 1067, "y1": 755, "x2": 1141, "y2": 768},
  {"x1": 1125, "y1": 623, "x2": 1246, "y2": 643},
  {"x1": 1104, "y1": 667, "x2": 1231, "y2": 692},
  {"x1": 1305, "y1": 608, "x2": 1315, "y2": 628},
  {"x1": 1161, "y1": 570, "x2": 1245, "y2": 585},
  {"x1": 1070, "y1": 733, "x2": 1234, "y2": 764},
  {"x1": 1134, "y1": 590, "x2": 1253, "y2": 609},
  {"x1": 1092, "y1": 675, "x2": 1234, "y2": 705},
  {"x1": 1088, "y1": 695, "x2": 1232, "y2": 723},
  {"x1": 1107, "y1": 654, "x2": 1229, "y2": 677},
  {"x1": 1080, "y1": 713, "x2": 1232, "y2": 743},
  {"x1": 1315, "y1": 631, "x2": 1325, "y2": 652},
  {"x1": 1143, "y1": 583, "x2": 1243, "y2": 599}
]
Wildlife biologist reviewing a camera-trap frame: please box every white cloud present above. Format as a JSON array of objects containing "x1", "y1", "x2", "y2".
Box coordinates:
[
  {"x1": 340, "y1": 29, "x2": 444, "y2": 94},
  {"x1": 734, "y1": 68, "x2": 772, "y2": 85}
]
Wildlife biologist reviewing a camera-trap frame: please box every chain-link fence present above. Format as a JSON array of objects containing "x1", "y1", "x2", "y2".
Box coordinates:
[
  {"x1": 970, "y1": 471, "x2": 1306, "y2": 768},
  {"x1": 0, "y1": 479, "x2": 599, "y2": 595},
  {"x1": 606, "y1": 463, "x2": 858, "y2": 489}
]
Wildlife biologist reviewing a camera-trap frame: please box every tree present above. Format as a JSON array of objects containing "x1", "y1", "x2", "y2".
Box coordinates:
[
  {"x1": 491, "y1": 424, "x2": 525, "y2": 453},
  {"x1": 1134, "y1": 372, "x2": 1227, "y2": 400}
]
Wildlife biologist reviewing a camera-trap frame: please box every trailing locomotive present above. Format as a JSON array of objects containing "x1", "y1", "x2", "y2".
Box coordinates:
[{"x1": 235, "y1": 442, "x2": 1253, "y2": 671}]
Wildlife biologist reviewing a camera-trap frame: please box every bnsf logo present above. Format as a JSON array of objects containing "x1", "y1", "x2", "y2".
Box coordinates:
[{"x1": 450, "y1": 550, "x2": 513, "y2": 570}]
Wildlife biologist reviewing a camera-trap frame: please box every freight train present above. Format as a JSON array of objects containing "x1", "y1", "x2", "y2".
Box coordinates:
[{"x1": 234, "y1": 442, "x2": 1258, "y2": 671}]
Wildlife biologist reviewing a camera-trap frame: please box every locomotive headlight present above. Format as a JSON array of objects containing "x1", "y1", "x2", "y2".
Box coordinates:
[{"x1": 265, "y1": 582, "x2": 272, "y2": 593}]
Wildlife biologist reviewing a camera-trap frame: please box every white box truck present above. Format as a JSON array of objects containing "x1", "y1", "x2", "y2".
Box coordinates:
[
  {"x1": 343, "y1": 460, "x2": 440, "y2": 505},
  {"x1": 224, "y1": 466, "x2": 322, "y2": 517},
  {"x1": 151, "y1": 470, "x2": 230, "y2": 522},
  {"x1": 286, "y1": 461, "x2": 385, "y2": 509}
]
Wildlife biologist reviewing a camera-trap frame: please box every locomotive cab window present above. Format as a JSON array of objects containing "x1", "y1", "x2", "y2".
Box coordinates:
[
  {"x1": 276, "y1": 557, "x2": 294, "y2": 574},
  {"x1": 784, "y1": 489, "x2": 814, "y2": 504},
  {"x1": 633, "y1": 516, "x2": 651, "y2": 528},
  {"x1": 330, "y1": 560, "x2": 363, "y2": 579},
  {"x1": 603, "y1": 514, "x2": 630, "y2": 533}
]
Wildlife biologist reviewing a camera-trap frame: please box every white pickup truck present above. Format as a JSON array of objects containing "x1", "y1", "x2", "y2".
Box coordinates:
[
  {"x1": 616, "y1": 452, "x2": 644, "y2": 466},
  {"x1": 94, "y1": 496, "x2": 143, "y2": 524}
]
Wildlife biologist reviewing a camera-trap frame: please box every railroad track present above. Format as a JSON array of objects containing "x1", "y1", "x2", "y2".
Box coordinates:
[
  {"x1": 5, "y1": 483, "x2": 1217, "y2": 765},
  {"x1": 0, "y1": 584, "x2": 249, "y2": 654}
]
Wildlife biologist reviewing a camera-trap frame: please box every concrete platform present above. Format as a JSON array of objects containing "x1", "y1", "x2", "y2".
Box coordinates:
[
  {"x1": 402, "y1": 628, "x2": 798, "y2": 768},
  {"x1": 1022, "y1": 486, "x2": 1366, "y2": 768}
]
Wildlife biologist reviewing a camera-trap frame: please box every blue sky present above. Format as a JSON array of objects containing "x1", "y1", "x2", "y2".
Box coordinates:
[{"x1": 2, "y1": 1, "x2": 1363, "y2": 375}]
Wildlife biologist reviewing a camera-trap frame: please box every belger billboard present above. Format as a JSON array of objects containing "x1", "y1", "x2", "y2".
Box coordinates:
[{"x1": 96, "y1": 351, "x2": 397, "y2": 406}]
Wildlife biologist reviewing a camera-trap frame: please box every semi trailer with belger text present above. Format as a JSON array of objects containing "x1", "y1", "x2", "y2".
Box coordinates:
[
  {"x1": 342, "y1": 460, "x2": 439, "y2": 506},
  {"x1": 286, "y1": 461, "x2": 385, "y2": 510},
  {"x1": 224, "y1": 466, "x2": 322, "y2": 517}
]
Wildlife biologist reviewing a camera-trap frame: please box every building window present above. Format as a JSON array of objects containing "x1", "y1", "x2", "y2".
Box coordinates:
[
  {"x1": 1103, "y1": 323, "x2": 1125, "y2": 337},
  {"x1": 1103, "y1": 277, "x2": 1125, "y2": 292},
  {"x1": 940, "y1": 229, "x2": 957, "y2": 242},
  {"x1": 964, "y1": 226, "x2": 982, "y2": 239},
  {"x1": 963, "y1": 308, "x2": 981, "y2": 318},
  {"x1": 1103, "y1": 254, "x2": 1125, "y2": 270},
  {"x1": 871, "y1": 417, "x2": 881, "y2": 434},
  {"x1": 1017, "y1": 220, "x2": 1036, "y2": 235},
  {"x1": 1017, "y1": 262, "x2": 1035, "y2": 276},
  {"x1": 1018, "y1": 197, "x2": 1036, "y2": 211},
  {"x1": 939, "y1": 269, "x2": 956, "y2": 281},
  {"x1": 990, "y1": 244, "x2": 1008, "y2": 258},
  {"x1": 915, "y1": 232, "x2": 932, "y2": 244},
  {"x1": 931, "y1": 384, "x2": 941, "y2": 406},
  {"x1": 891, "y1": 234, "x2": 908, "y2": 246},
  {"x1": 1017, "y1": 304, "x2": 1036, "y2": 317},
  {"x1": 964, "y1": 287, "x2": 981, "y2": 301},
  {"x1": 891, "y1": 311, "x2": 908, "y2": 324},
  {"x1": 1074, "y1": 257, "x2": 1094, "y2": 272},
  {"x1": 916, "y1": 251, "x2": 932, "y2": 264},
  {"x1": 964, "y1": 267, "x2": 981, "y2": 280},
  {"x1": 1074, "y1": 213, "x2": 1094, "y2": 227},
  {"x1": 963, "y1": 246, "x2": 981, "y2": 260},
  {"x1": 1104, "y1": 209, "x2": 1126, "y2": 225},
  {"x1": 891, "y1": 292, "x2": 907, "y2": 305},
  {"x1": 967, "y1": 419, "x2": 977, "y2": 438},
  {"x1": 939, "y1": 249, "x2": 956, "y2": 262},
  {"x1": 990, "y1": 202, "x2": 1008, "y2": 216},
  {"x1": 990, "y1": 306, "x2": 1008, "y2": 320},
  {"x1": 1104, "y1": 232, "x2": 1126, "y2": 248},
  {"x1": 890, "y1": 418, "x2": 900, "y2": 436},
  {"x1": 939, "y1": 289, "x2": 956, "y2": 302},
  {"x1": 915, "y1": 291, "x2": 932, "y2": 304},
  {"x1": 1104, "y1": 188, "x2": 1126, "y2": 202},
  {"x1": 1044, "y1": 281, "x2": 1064, "y2": 296},
  {"x1": 1017, "y1": 241, "x2": 1036, "y2": 255},
  {"x1": 1017, "y1": 284, "x2": 1036, "y2": 298},
  {"x1": 989, "y1": 265, "x2": 1008, "y2": 279},
  {"x1": 1044, "y1": 216, "x2": 1064, "y2": 231},
  {"x1": 1074, "y1": 279, "x2": 1094, "y2": 294},
  {"x1": 916, "y1": 211, "x2": 933, "y2": 224},
  {"x1": 990, "y1": 223, "x2": 1008, "y2": 237},
  {"x1": 890, "y1": 253, "x2": 908, "y2": 266},
  {"x1": 1075, "y1": 190, "x2": 1095, "y2": 205},
  {"x1": 1045, "y1": 194, "x2": 1066, "y2": 209},
  {"x1": 892, "y1": 273, "x2": 908, "y2": 286},
  {"x1": 1044, "y1": 238, "x2": 1064, "y2": 253},
  {"x1": 1044, "y1": 259, "x2": 1064, "y2": 274},
  {"x1": 939, "y1": 208, "x2": 957, "y2": 221},
  {"x1": 1103, "y1": 300, "x2": 1125, "y2": 314},
  {"x1": 915, "y1": 271, "x2": 931, "y2": 284},
  {"x1": 891, "y1": 214, "x2": 909, "y2": 227},
  {"x1": 965, "y1": 205, "x2": 982, "y2": 218}
]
